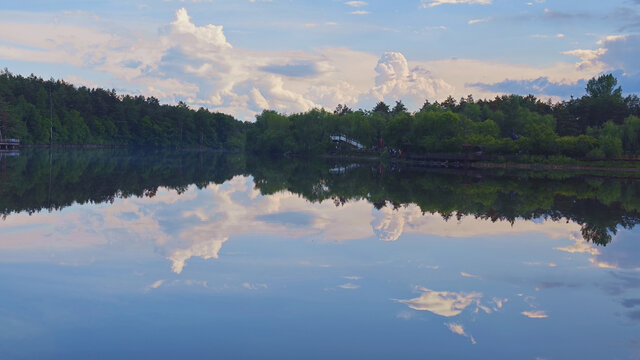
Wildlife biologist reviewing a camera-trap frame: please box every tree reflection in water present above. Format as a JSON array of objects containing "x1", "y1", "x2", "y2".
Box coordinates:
[{"x1": 1, "y1": 149, "x2": 639, "y2": 246}]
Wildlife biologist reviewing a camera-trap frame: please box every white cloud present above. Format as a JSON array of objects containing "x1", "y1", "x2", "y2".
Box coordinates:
[
  {"x1": 339, "y1": 283, "x2": 360, "y2": 289},
  {"x1": 445, "y1": 323, "x2": 477, "y2": 344},
  {"x1": 468, "y1": 18, "x2": 490, "y2": 25},
  {"x1": 461, "y1": 272, "x2": 481, "y2": 279},
  {"x1": 0, "y1": 8, "x2": 610, "y2": 119},
  {"x1": 351, "y1": 10, "x2": 370, "y2": 15},
  {"x1": 491, "y1": 297, "x2": 507, "y2": 310},
  {"x1": 531, "y1": 33, "x2": 565, "y2": 39},
  {"x1": 596, "y1": 35, "x2": 627, "y2": 46},
  {"x1": 371, "y1": 202, "x2": 584, "y2": 242},
  {"x1": 169, "y1": 235, "x2": 228, "y2": 274},
  {"x1": 522, "y1": 310, "x2": 549, "y2": 319},
  {"x1": 555, "y1": 232, "x2": 600, "y2": 255},
  {"x1": 563, "y1": 48, "x2": 608, "y2": 71},
  {"x1": 397, "y1": 287, "x2": 482, "y2": 317},
  {"x1": 370, "y1": 52, "x2": 454, "y2": 108},
  {"x1": 344, "y1": 1, "x2": 367, "y2": 7},
  {"x1": 242, "y1": 282, "x2": 268, "y2": 290},
  {"x1": 145, "y1": 280, "x2": 165, "y2": 291},
  {"x1": 589, "y1": 258, "x2": 618, "y2": 269},
  {"x1": 421, "y1": 0, "x2": 492, "y2": 8}
]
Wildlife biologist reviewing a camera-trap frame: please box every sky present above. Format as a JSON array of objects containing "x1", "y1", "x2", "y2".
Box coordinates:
[{"x1": 1, "y1": 0, "x2": 640, "y2": 120}]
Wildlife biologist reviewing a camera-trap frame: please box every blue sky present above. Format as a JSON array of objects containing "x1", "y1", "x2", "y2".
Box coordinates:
[{"x1": 1, "y1": 0, "x2": 639, "y2": 119}]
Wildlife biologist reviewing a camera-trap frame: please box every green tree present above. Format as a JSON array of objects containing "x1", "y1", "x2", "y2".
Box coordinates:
[
  {"x1": 586, "y1": 74, "x2": 622, "y2": 98},
  {"x1": 372, "y1": 101, "x2": 390, "y2": 115},
  {"x1": 391, "y1": 100, "x2": 408, "y2": 115}
]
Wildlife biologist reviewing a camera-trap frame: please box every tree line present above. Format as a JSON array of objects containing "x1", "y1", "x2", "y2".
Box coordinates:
[
  {"x1": 0, "y1": 69, "x2": 246, "y2": 148},
  {"x1": 247, "y1": 74, "x2": 640, "y2": 158},
  {"x1": 2, "y1": 69, "x2": 640, "y2": 159}
]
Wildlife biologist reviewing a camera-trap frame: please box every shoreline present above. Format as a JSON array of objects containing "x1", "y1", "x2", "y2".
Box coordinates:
[
  {"x1": 14, "y1": 147, "x2": 640, "y2": 174},
  {"x1": 322, "y1": 153, "x2": 640, "y2": 175},
  {"x1": 473, "y1": 161, "x2": 640, "y2": 173}
]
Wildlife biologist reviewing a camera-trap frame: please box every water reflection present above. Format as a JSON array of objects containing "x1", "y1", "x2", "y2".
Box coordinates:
[
  {"x1": 396, "y1": 287, "x2": 483, "y2": 317},
  {"x1": 0, "y1": 175, "x2": 599, "y2": 274},
  {"x1": 0, "y1": 149, "x2": 639, "y2": 359},
  {"x1": 3, "y1": 149, "x2": 640, "y2": 247}
]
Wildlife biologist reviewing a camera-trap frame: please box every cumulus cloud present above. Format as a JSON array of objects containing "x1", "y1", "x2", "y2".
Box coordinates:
[
  {"x1": 370, "y1": 52, "x2": 454, "y2": 109},
  {"x1": 563, "y1": 48, "x2": 608, "y2": 71},
  {"x1": 0, "y1": 8, "x2": 615, "y2": 119},
  {"x1": 171, "y1": 8, "x2": 231, "y2": 50},
  {"x1": 169, "y1": 235, "x2": 228, "y2": 274},
  {"x1": 371, "y1": 202, "x2": 411, "y2": 242}
]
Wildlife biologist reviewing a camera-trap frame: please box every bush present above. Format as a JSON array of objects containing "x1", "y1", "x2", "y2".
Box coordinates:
[
  {"x1": 556, "y1": 135, "x2": 599, "y2": 157},
  {"x1": 587, "y1": 147, "x2": 605, "y2": 159},
  {"x1": 600, "y1": 135, "x2": 623, "y2": 158}
]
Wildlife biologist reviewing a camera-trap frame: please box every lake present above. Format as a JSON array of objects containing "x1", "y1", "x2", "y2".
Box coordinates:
[{"x1": 1, "y1": 149, "x2": 639, "y2": 359}]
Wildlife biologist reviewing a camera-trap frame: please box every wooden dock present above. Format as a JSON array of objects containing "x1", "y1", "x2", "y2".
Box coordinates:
[
  {"x1": 396, "y1": 152, "x2": 483, "y2": 168},
  {"x1": 0, "y1": 139, "x2": 20, "y2": 150}
]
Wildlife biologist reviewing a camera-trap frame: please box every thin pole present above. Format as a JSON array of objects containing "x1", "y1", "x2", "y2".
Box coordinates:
[
  {"x1": 49, "y1": 86, "x2": 53, "y2": 147},
  {"x1": 48, "y1": 149, "x2": 53, "y2": 212}
]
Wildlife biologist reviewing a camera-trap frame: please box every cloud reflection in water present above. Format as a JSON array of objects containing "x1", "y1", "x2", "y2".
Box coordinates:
[
  {"x1": 396, "y1": 287, "x2": 482, "y2": 317},
  {"x1": 0, "y1": 174, "x2": 608, "y2": 275}
]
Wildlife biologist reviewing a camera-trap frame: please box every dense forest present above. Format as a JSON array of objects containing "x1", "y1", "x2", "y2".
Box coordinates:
[
  {"x1": 0, "y1": 70, "x2": 247, "y2": 148},
  {"x1": 2, "y1": 69, "x2": 640, "y2": 158},
  {"x1": 246, "y1": 74, "x2": 640, "y2": 158},
  {"x1": 1, "y1": 149, "x2": 639, "y2": 246}
]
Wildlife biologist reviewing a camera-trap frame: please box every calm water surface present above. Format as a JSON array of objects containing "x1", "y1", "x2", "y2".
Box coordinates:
[{"x1": 1, "y1": 150, "x2": 639, "y2": 359}]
